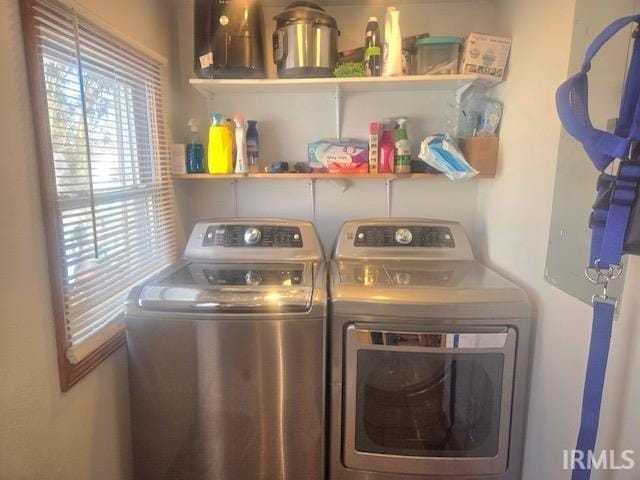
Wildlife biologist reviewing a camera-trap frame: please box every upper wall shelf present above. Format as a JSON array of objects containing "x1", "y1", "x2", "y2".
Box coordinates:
[{"x1": 190, "y1": 74, "x2": 482, "y2": 97}]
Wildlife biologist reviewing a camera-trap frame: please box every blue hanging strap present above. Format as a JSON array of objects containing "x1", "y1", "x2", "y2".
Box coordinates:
[
  {"x1": 616, "y1": 28, "x2": 640, "y2": 140},
  {"x1": 571, "y1": 302, "x2": 615, "y2": 480},
  {"x1": 599, "y1": 162, "x2": 640, "y2": 267},
  {"x1": 556, "y1": 14, "x2": 640, "y2": 480},
  {"x1": 588, "y1": 174, "x2": 615, "y2": 266},
  {"x1": 556, "y1": 14, "x2": 640, "y2": 172}
]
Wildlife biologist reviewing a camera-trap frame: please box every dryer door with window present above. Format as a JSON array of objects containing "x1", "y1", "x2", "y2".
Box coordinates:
[{"x1": 343, "y1": 325, "x2": 517, "y2": 477}]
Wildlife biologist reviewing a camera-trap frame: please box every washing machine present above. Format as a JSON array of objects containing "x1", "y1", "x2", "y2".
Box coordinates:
[
  {"x1": 329, "y1": 218, "x2": 532, "y2": 480},
  {"x1": 125, "y1": 218, "x2": 327, "y2": 480}
]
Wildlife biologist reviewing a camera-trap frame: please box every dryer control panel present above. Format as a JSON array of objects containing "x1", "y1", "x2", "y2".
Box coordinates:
[
  {"x1": 334, "y1": 219, "x2": 474, "y2": 261},
  {"x1": 353, "y1": 225, "x2": 455, "y2": 248}
]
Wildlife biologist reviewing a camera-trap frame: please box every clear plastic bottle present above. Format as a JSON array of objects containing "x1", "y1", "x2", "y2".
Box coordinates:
[
  {"x1": 246, "y1": 120, "x2": 260, "y2": 173},
  {"x1": 207, "y1": 113, "x2": 233, "y2": 174},
  {"x1": 382, "y1": 8, "x2": 402, "y2": 77}
]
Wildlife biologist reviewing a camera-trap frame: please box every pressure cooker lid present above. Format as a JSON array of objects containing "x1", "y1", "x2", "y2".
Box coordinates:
[{"x1": 274, "y1": 1, "x2": 338, "y2": 28}]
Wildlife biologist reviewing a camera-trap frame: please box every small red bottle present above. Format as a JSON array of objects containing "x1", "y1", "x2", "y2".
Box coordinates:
[{"x1": 379, "y1": 120, "x2": 395, "y2": 173}]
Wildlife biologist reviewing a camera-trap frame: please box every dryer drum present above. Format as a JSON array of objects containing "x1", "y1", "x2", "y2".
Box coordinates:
[{"x1": 360, "y1": 355, "x2": 495, "y2": 454}]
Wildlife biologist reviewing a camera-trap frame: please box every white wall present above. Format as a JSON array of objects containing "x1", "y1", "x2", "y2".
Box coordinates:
[
  {"x1": 478, "y1": 0, "x2": 640, "y2": 478},
  {"x1": 172, "y1": 1, "x2": 640, "y2": 478},
  {"x1": 0, "y1": 0, "x2": 176, "y2": 478},
  {"x1": 172, "y1": 1, "x2": 500, "y2": 253}
]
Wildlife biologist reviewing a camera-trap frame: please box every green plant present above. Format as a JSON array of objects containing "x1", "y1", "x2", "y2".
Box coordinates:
[{"x1": 334, "y1": 62, "x2": 366, "y2": 77}]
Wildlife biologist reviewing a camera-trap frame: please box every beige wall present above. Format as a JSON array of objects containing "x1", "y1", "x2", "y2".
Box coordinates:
[{"x1": 0, "y1": 0, "x2": 176, "y2": 478}]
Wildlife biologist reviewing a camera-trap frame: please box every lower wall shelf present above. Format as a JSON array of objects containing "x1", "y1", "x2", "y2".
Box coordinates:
[{"x1": 173, "y1": 173, "x2": 493, "y2": 180}]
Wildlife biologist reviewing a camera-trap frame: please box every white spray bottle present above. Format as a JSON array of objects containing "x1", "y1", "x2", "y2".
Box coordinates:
[
  {"x1": 382, "y1": 7, "x2": 402, "y2": 77},
  {"x1": 233, "y1": 114, "x2": 248, "y2": 174}
]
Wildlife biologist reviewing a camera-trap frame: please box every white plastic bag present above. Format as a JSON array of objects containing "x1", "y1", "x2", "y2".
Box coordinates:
[{"x1": 418, "y1": 134, "x2": 478, "y2": 181}]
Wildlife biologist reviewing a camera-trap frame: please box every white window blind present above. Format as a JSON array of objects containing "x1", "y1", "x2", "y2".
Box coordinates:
[{"x1": 30, "y1": 0, "x2": 177, "y2": 363}]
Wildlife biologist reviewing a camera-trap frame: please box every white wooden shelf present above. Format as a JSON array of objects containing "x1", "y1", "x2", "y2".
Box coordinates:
[
  {"x1": 190, "y1": 74, "x2": 481, "y2": 97},
  {"x1": 261, "y1": 0, "x2": 477, "y2": 4},
  {"x1": 173, "y1": 173, "x2": 493, "y2": 180},
  {"x1": 182, "y1": 0, "x2": 485, "y2": 6}
]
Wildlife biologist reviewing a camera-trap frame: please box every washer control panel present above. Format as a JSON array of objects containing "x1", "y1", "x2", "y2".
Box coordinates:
[
  {"x1": 202, "y1": 224, "x2": 304, "y2": 248},
  {"x1": 353, "y1": 225, "x2": 455, "y2": 248}
]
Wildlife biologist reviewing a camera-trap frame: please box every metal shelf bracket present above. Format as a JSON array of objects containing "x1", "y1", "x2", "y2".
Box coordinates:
[
  {"x1": 233, "y1": 179, "x2": 239, "y2": 216},
  {"x1": 308, "y1": 179, "x2": 317, "y2": 221},
  {"x1": 385, "y1": 178, "x2": 394, "y2": 217},
  {"x1": 334, "y1": 85, "x2": 342, "y2": 138}
]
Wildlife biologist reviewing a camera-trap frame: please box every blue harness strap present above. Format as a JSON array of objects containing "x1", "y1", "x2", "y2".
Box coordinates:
[
  {"x1": 572, "y1": 301, "x2": 615, "y2": 480},
  {"x1": 556, "y1": 14, "x2": 640, "y2": 480}
]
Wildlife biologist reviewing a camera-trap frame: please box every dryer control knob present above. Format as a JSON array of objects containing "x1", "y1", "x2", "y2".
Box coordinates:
[
  {"x1": 244, "y1": 227, "x2": 262, "y2": 245},
  {"x1": 395, "y1": 228, "x2": 413, "y2": 245}
]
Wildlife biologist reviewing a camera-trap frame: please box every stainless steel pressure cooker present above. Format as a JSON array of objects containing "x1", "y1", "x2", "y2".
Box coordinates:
[{"x1": 273, "y1": 1, "x2": 339, "y2": 78}]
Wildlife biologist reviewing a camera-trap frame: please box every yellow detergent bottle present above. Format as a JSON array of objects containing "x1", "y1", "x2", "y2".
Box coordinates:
[{"x1": 207, "y1": 113, "x2": 233, "y2": 174}]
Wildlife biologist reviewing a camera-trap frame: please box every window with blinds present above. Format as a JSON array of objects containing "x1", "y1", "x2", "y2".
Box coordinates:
[{"x1": 22, "y1": 0, "x2": 176, "y2": 378}]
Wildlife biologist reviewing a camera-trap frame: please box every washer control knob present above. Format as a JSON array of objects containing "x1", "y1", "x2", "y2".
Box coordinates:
[
  {"x1": 244, "y1": 227, "x2": 262, "y2": 245},
  {"x1": 245, "y1": 271, "x2": 262, "y2": 286},
  {"x1": 395, "y1": 228, "x2": 413, "y2": 245}
]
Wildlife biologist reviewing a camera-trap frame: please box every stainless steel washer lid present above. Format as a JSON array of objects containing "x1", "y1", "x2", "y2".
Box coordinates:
[
  {"x1": 137, "y1": 261, "x2": 315, "y2": 314},
  {"x1": 330, "y1": 218, "x2": 531, "y2": 319},
  {"x1": 330, "y1": 259, "x2": 530, "y2": 318},
  {"x1": 127, "y1": 218, "x2": 327, "y2": 317}
]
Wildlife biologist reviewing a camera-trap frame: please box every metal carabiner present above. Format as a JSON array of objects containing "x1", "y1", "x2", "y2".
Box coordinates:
[{"x1": 585, "y1": 259, "x2": 624, "y2": 284}]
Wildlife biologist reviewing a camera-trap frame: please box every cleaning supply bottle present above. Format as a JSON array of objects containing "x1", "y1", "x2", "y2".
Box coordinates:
[
  {"x1": 186, "y1": 118, "x2": 204, "y2": 174},
  {"x1": 382, "y1": 7, "x2": 402, "y2": 77},
  {"x1": 364, "y1": 17, "x2": 381, "y2": 77},
  {"x1": 233, "y1": 114, "x2": 248, "y2": 174},
  {"x1": 246, "y1": 120, "x2": 260, "y2": 173},
  {"x1": 226, "y1": 118, "x2": 236, "y2": 169},
  {"x1": 379, "y1": 120, "x2": 395, "y2": 173},
  {"x1": 394, "y1": 117, "x2": 411, "y2": 174},
  {"x1": 207, "y1": 113, "x2": 233, "y2": 174}
]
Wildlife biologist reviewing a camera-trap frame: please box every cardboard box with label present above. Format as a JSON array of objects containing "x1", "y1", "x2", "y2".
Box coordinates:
[{"x1": 460, "y1": 33, "x2": 512, "y2": 84}]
